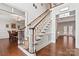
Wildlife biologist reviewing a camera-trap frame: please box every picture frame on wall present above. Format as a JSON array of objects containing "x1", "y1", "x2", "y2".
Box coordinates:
[
  {"x1": 11, "y1": 23, "x2": 16, "y2": 29},
  {"x1": 6, "y1": 24, "x2": 9, "y2": 28},
  {"x1": 33, "y1": 3, "x2": 35, "y2": 7}
]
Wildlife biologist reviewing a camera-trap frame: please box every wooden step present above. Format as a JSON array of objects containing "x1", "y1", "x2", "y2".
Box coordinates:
[
  {"x1": 44, "y1": 28, "x2": 48, "y2": 30},
  {"x1": 36, "y1": 39, "x2": 41, "y2": 41},
  {"x1": 41, "y1": 30, "x2": 46, "y2": 33},
  {"x1": 38, "y1": 33, "x2": 44, "y2": 37},
  {"x1": 36, "y1": 36, "x2": 41, "y2": 41}
]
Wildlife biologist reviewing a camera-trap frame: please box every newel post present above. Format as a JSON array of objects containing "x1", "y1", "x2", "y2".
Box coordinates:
[{"x1": 29, "y1": 28, "x2": 36, "y2": 54}]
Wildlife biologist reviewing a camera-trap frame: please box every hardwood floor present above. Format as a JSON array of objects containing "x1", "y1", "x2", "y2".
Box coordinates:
[
  {"x1": 0, "y1": 39, "x2": 26, "y2": 56},
  {"x1": 0, "y1": 36, "x2": 78, "y2": 56},
  {"x1": 36, "y1": 35, "x2": 79, "y2": 56}
]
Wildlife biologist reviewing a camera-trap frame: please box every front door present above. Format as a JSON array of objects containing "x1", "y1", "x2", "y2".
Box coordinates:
[{"x1": 56, "y1": 21, "x2": 75, "y2": 49}]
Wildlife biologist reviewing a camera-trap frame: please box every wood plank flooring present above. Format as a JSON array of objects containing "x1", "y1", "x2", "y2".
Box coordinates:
[
  {"x1": 0, "y1": 39, "x2": 26, "y2": 56},
  {"x1": 0, "y1": 35, "x2": 79, "y2": 56},
  {"x1": 36, "y1": 35, "x2": 79, "y2": 56}
]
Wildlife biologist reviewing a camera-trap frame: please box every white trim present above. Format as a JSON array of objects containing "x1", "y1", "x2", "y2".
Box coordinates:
[
  {"x1": 51, "y1": 40, "x2": 56, "y2": 43},
  {"x1": 0, "y1": 38, "x2": 9, "y2": 40},
  {"x1": 18, "y1": 41, "x2": 54, "y2": 55},
  {"x1": 18, "y1": 45, "x2": 36, "y2": 56},
  {"x1": 36, "y1": 41, "x2": 51, "y2": 51}
]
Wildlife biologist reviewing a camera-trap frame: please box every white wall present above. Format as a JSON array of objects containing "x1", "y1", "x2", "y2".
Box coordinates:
[
  {"x1": 51, "y1": 3, "x2": 79, "y2": 48},
  {"x1": 0, "y1": 18, "x2": 17, "y2": 39},
  {"x1": 26, "y1": 3, "x2": 50, "y2": 24}
]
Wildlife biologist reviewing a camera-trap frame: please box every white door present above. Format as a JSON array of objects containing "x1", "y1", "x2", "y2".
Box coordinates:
[
  {"x1": 63, "y1": 26, "x2": 68, "y2": 35},
  {"x1": 63, "y1": 26, "x2": 67, "y2": 48},
  {"x1": 68, "y1": 25, "x2": 74, "y2": 48},
  {"x1": 68, "y1": 25, "x2": 73, "y2": 35}
]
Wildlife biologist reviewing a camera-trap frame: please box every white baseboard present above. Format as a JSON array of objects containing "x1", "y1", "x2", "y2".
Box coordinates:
[
  {"x1": 51, "y1": 40, "x2": 56, "y2": 43},
  {"x1": 0, "y1": 38, "x2": 9, "y2": 40},
  {"x1": 18, "y1": 45, "x2": 36, "y2": 56},
  {"x1": 18, "y1": 41, "x2": 55, "y2": 56},
  {"x1": 36, "y1": 41, "x2": 51, "y2": 51}
]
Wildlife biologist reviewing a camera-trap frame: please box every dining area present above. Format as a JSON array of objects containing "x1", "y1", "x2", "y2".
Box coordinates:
[{"x1": 8, "y1": 30, "x2": 18, "y2": 42}]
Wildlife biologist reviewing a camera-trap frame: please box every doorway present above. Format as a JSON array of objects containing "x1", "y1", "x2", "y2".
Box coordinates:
[{"x1": 56, "y1": 10, "x2": 75, "y2": 49}]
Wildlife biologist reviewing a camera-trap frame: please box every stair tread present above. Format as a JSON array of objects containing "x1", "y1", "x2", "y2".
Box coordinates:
[{"x1": 36, "y1": 39, "x2": 41, "y2": 40}]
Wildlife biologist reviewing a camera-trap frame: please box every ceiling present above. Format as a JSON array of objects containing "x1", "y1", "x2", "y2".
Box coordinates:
[
  {"x1": 0, "y1": 7, "x2": 24, "y2": 21},
  {"x1": 0, "y1": 10, "x2": 15, "y2": 21},
  {"x1": 5, "y1": 3, "x2": 30, "y2": 12},
  {"x1": 5, "y1": 3, "x2": 63, "y2": 12}
]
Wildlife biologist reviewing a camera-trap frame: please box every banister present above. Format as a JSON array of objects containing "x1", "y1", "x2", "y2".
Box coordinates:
[
  {"x1": 27, "y1": 4, "x2": 64, "y2": 53},
  {"x1": 27, "y1": 9, "x2": 49, "y2": 26},
  {"x1": 33, "y1": 11, "x2": 50, "y2": 29},
  {"x1": 33, "y1": 4, "x2": 64, "y2": 29},
  {"x1": 19, "y1": 26, "x2": 26, "y2": 30},
  {"x1": 28, "y1": 3, "x2": 63, "y2": 27}
]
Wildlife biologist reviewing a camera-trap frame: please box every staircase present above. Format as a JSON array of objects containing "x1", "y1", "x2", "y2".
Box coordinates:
[{"x1": 28, "y1": 9, "x2": 52, "y2": 53}]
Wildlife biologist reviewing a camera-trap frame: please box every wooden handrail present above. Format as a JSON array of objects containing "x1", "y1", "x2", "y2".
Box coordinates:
[
  {"x1": 27, "y1": 9, "x2": 49, "y2": 26},
  {"x1": 28, "y1": 3, "x2": 63, "y2": 29},
  {"x1": 19, "y1": 26, "x2": 26, "y2": 30},
  {"x1": 33, "y1": 10, "x2": 50, "y2": 29},
  {"x1": 29, "y1": 9, "x2": 50, "y2": 29},
  {"x1": 32, "y1": 4, "x2": 64, "y2": 29}
]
